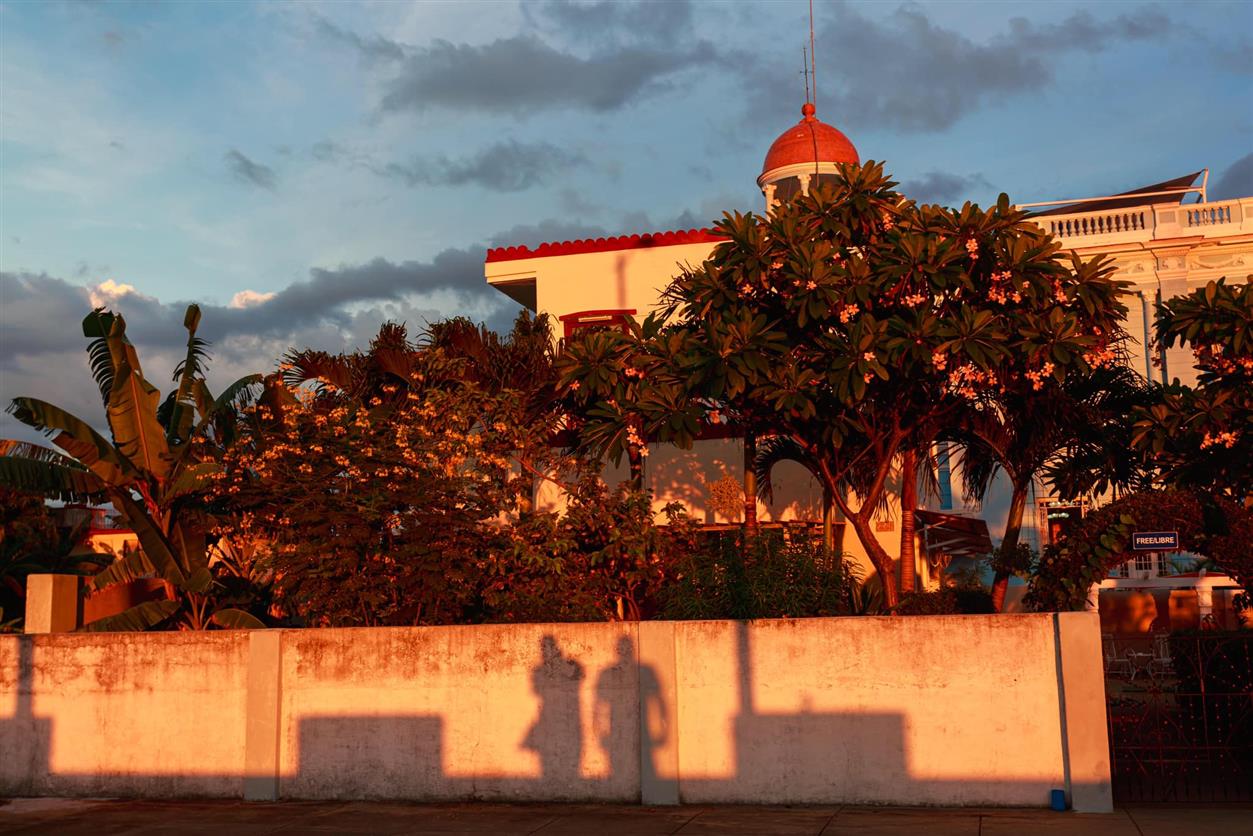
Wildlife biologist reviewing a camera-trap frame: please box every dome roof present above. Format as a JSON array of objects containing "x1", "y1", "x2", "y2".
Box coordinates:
[{"x1": 760, "y1": 103, "x2": 859, "y2": 178}]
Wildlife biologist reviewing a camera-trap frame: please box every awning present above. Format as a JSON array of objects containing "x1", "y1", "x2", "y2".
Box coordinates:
[
  {"x1": 915, "y1": 510, "x2": 994, "y2": 559},
  {"x1": 1029, "y1": 171, "x2": 1203, "y2": 217}
]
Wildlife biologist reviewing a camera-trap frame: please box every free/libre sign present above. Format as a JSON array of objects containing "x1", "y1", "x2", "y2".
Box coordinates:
[{"x1": 1131, "y1": 531, "x2": 1180, "y2": 551}]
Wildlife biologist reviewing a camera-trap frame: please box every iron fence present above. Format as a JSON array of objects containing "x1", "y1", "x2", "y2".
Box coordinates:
[{"x1": 1104, "y1": 631, "x2": 1253, "y2": 802}]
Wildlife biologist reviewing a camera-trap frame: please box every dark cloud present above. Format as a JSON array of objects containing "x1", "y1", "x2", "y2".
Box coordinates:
[
  {"x1": 899, "y1": 171, "x2": 993, "y2": 206},
  {"x1": 486, "y1": 219, "x2": 610, "y2": 249},
  {"x1": 376, "y1": 141, "x2": 586, "y2": 192},
  {"x1": 524, "y1": 0, "x2": 694, "y2": 48},
  {"x1": 224, "y1": 149, "x2": 277, "y2": 191},
  {"x1": 379, "y1": 35, "x2": 719, "y2": 116},
  {"x1": 1210, "y1": 152, "x2": 1253, "y2": 200},
  {"x1": 311, "y1": 15, "x2": 406, "y2": 63},
  {"x1": 751, "y1": 4, "x2": 1179, "y2": 134}
]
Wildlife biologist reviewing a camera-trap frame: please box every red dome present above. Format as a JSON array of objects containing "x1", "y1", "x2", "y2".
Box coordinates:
[{"x1": 761, "y1": 103, "x2": 859, "y2": 176}]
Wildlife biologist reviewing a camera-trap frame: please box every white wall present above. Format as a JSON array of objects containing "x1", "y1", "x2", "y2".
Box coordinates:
[{"x1": 0, "y1": 614, "x2": 1112, "y2": 810}]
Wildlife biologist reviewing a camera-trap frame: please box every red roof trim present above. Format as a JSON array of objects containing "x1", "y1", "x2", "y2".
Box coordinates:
[{"x1": 485, "y1": 228, "x2": 725, "y2": 263}]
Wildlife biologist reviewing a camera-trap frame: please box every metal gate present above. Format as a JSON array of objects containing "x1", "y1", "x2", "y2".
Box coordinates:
[{"x1": 1104, "y1": 632, "x2": 1253, "y2": 802}]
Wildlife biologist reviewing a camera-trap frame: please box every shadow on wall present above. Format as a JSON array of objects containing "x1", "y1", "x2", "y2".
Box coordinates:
[{"x1": 0, "y1": 619, "x2": 1092, "y2": 806}]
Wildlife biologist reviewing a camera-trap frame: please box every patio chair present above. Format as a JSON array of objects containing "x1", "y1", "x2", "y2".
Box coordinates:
[
  {"x1": 1104, "y1": 640, "x2": 1132, "y2": 678},
  {"x1": 1148, "y1": 633, "x2": 1173, "y2": 679}
]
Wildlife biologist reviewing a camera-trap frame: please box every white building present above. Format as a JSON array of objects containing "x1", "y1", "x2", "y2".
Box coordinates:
[{"x1": 484, "y1": 103, "x2": 1253, "y2": 593}]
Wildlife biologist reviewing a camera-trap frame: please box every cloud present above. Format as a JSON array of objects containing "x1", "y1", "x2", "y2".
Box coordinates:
[
  {"x1": 229, "y1": 289, "x2": 277, "y2": 309},
  {"x1": 379, "y1": 35, "x2": 719, "y2": 116},
  {"x1": 751, "y1": 4, "x2": 1180, "y2": 133},
  {"x1": 524, "y1": 0, "x2": 694, "y2": 48},
  {"x1": 224, "y1": 149, "x2": 277, "y2": 191},
  {"x1": 899, "y1": 171, "x2": 993, "y2": 206},
  {"x1": 1210, "y1": 152, "x2": 1253, "y2": 200},
  {"x1": 311, "y1": 15, "x2": 406, "y2": 63},
  {"x1": 376, "y1": 140, "x2": 587, "y2": 192}
]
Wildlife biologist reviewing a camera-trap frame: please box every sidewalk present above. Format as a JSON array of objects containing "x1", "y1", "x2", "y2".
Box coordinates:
[{"x1": 1, "y1": 799, "x2": 1249, "y2": 835}]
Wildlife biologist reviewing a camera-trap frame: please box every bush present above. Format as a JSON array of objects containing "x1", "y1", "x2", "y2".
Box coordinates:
[{"x1": 659, "y1": 530, "x2": 855, "y2": 620}]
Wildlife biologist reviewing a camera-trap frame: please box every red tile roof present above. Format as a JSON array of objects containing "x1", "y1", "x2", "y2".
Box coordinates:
[{"x1": 485, "y1": 228, "x2": 725, "y2": 263}]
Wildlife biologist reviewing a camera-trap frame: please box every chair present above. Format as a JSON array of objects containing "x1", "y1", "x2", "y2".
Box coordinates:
[
  {"x1": 1103, "y1": 638, "x2": 1131, "y2": 678},
  {"x1": 1148, "y1": 633, "x2": 1173, "y2": 679}
]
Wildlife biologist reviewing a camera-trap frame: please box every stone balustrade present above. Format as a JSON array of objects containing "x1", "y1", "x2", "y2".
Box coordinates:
[{"x1": 1033, "y1": 197, "x2": 1253, "y2": 249}]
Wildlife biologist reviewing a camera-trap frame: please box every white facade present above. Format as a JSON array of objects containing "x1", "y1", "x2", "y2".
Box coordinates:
[{"x1": 486, "y1": 184, "x2": 1253, "y2": 585}]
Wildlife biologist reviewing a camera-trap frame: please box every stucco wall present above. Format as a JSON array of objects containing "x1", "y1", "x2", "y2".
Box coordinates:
[{"x1": 0, "y1": 614, "x2": 1111, "y2": 810}]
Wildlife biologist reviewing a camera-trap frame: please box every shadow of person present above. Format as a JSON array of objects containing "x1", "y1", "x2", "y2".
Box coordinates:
[
  {"x1": 596, "y1": 636, "x2": 668, "y2": 792},
  {"x1": 522, "y1": 635, "x2": 585, "y2": 785}
]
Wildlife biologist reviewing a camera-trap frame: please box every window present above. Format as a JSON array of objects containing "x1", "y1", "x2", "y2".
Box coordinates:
[
  {"x1": 558, "y1": 309, "x2": 636, "y2": 340},
  {"x1": 1134, "y1": 553, "x2": 1153, "y2": 573}
]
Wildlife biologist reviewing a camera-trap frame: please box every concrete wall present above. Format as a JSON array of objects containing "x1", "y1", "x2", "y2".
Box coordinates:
[{"x1": 0, "y1": 614, "x2": 1112, "y2": 810}]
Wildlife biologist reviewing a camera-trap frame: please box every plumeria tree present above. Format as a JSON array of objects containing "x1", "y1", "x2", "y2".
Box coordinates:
[
  {"x1": 1132, "y1": 277, "x2": 1253, "y2": 500},
  {"x1": 559, "y1": 163, "x2": 1130, "y2": 607}
]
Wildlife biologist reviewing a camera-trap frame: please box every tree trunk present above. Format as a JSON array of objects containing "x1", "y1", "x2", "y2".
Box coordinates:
[
  {"x1": 899, "y1": 448, "x2": 918, "y2": 596},
  {"x1": 627, "y1": 446, "x2": 644, "y2": 491},
  {"x1": 742, "y1": 430, "x2": 758, "y2": 533},
  {"x1": 822, "y1": 485, "x2": 835, "y2": 558},
  {"x1": 990, "y1": 481, "x2": 1029, "y2": 613},
  {"x1": 846, "y1": 510, "x2": 899, "y2": 609}
]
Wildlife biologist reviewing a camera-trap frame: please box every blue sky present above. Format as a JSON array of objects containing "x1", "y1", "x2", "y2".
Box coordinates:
[{"x1": 1, "y1": 0, "x2": 1251, "y2": 437}]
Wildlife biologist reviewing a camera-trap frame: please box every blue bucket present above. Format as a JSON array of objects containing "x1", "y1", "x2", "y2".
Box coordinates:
[{"x1": 1050, "y1": 789, "x2": 1067, "y2": 811}]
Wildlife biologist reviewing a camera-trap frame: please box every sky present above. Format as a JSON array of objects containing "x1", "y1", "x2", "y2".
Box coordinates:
[{"x1": 1, "y1": 0, "x2": 1251, "y2": 443}]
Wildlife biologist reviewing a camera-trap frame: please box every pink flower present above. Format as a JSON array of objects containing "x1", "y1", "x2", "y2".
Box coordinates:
[
  {"x1": 839, "y1": 303, "x2": 859, "y2": 323},
  {"x1": 863, "y1": 351, "x2": 876, "y2": 362}
]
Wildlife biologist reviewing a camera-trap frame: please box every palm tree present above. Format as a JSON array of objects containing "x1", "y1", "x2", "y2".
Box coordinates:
[
  {"x1": 0, "y1": 306, "x2": 262, "y2": 630},
  {"x1": 954, "y1": 363, "x2": 1156, "y2": 611}
]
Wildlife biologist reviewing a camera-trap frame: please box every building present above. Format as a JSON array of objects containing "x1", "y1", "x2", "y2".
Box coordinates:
[{"x1": 484, "y1": 102, "x2": 1253, "y2": 594}]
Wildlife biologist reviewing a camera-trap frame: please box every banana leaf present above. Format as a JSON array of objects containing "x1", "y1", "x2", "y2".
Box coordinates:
[
  {"x1": 6, "y1": 398, "x2": 132, "y2": 485},
  {"x1": 107, "y1": 362, "x2": 171, "y2": 480},
  {"x1": 209, "y1": 608, "x2": 265, "y2": 629},
  {"x1": 109, "y1": 492, "x2": 187, "y2": 588},
  {"x1": 89, "y1": 548, "x2": 158, "y2": 592},
  {"x1": 0, "y1": 444, "x2": 107, "y2": 502},
  {"x1": 82, "y1": 599, "x2": 180, "y2": 632}
]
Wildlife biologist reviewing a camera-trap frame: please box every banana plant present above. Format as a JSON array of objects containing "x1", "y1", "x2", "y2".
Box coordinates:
[{"x1": 0, "y1": 305, "x2": 264, "y2": 631}]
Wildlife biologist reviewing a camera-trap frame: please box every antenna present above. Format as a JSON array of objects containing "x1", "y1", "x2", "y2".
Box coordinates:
[
  {"x1": 809, "y1": 0, "x2": 817, "y2": 112},
  {"x1": 801, "y1": 45, "x2": 811, "y2": 103}
]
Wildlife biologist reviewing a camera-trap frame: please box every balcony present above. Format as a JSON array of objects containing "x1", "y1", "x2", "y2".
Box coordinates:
[{"x1": 1033, "y1": 197, "x2": 1253, "y2": 250}]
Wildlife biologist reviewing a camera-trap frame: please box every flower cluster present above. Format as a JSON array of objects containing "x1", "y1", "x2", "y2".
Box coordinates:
[
  {"x1": 1024, "y1": 361, "x2": 1056, "y2": 391},
  {"x1": 838, "y1": 303, "x2": 859, "y2": 323},
  {"x1": 1083, "y1": 345, "x2": 1118, "y2": 369},
  {"x1": 1200, "y1": 430, "x2": 1239, "y2": 450},
  {"x1": 946, "y1": 362, "x2": 996, "y2": 399},
  {"x1": 1194, "y1": 342, "x2": 1253, "y2": 376},
  {"x1": 986, "y1": 271, "x2": 1022, "y2": 305},
  {"x1": 625, "y1": 424, "x2": 649, "y2": 456},
  {"x1": 964, "y1": 238, "x2": 979, "y2": 259}
]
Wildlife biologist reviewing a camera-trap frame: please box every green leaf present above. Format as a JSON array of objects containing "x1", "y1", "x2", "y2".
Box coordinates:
[
  {"x1": 6, "y1": 398, "x2": 132, "y2": 485},
  {"x1": 107, "y1": 362, "x2": 171, "y2": 480},
  {"x1": 108, "y1": 492, "x2": 188, "y2": 588},
  {"x1": 90, "y1": 549, "x2": 158, "y2": 591},
  {"x1": 0, "y1": 442, "x2": 108, "y2": 502},
  {"x1": 82, "y1": 599, "x2": 180, "y2": 632}
]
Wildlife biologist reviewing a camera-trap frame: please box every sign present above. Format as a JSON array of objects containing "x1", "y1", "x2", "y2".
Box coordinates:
[
  {"x1": 875, "y1": 519, "x2": 894, "y2": 532},
  {"x1": 1131, "y1": 531, "x2": 1179, "y2": 551}
]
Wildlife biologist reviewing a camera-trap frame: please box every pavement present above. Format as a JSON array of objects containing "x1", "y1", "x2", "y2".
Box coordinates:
[{"x1": 2, "y1": 799, "x2": 1250, "y2": 836}]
